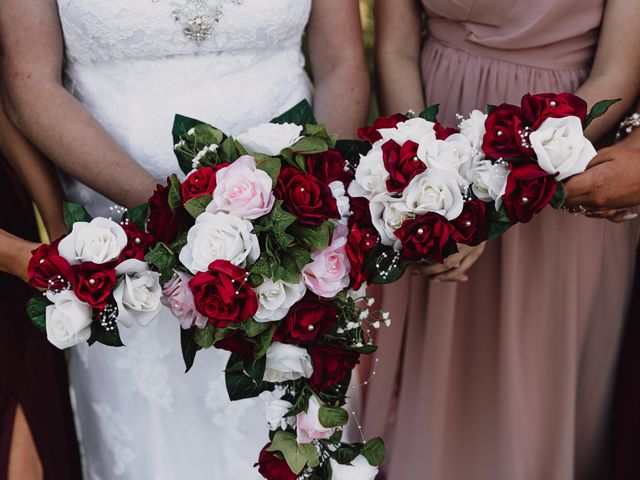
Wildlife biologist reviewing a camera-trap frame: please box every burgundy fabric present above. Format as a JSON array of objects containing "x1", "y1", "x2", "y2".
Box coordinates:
[
  {"x1": 0, "y1": 156, "x2": 82, "y2": 480},
  {"x1": 612, "y1": 249, "x2": 640, "y2": 480}
]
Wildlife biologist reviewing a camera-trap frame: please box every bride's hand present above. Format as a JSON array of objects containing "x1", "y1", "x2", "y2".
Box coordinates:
[
  {"x1": 412, "y1": 243, "x2": 486, "y2": 282},
  {"x1": 0, "y1": 230, "x2": 38, "y2": 283}
]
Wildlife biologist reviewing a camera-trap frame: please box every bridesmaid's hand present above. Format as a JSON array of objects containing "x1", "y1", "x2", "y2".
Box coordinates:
[{"x1": 412, "y1": 243, "x2": 486, "y2": 282}]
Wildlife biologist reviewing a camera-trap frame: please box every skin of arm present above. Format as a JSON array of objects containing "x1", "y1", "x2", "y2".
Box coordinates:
[
  {"x1": 0, "y1": 229, "x2": 37, "y2": 282},
  {"x1": 0, "y1": 0, "x2": 157, "y2": 208},
  {"x1": 307, "y1": 0, "x2": 371, "y2": 138}
]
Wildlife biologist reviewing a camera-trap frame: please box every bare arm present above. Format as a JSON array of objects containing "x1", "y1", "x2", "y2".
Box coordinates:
[
  {"x1": 0, "y1": 99, "x2": 67, "y2": 239},
  {"x1": 374, "y1": 0, "x2": 424, "y2": 116},
  {"x1": 0, "y1": 0, "x2": 157, "y2": 208},
  {"x1": 575, "y1": 0, "x2": 640, "y2": 142},
  {"x1": 307, "y1": 0, "x2": 371, "y2": 138},
  {"x1": 0, "y1": 230, "x2": 37, "y2": 282}
]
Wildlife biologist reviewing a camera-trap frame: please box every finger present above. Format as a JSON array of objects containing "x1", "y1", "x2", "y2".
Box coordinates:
[
  {"x1": 432, "y1": 251, "x2": 480, "y2": 282},
  {"x1": 411, "y1": 263, "x2": 450, "y2": 276},
  {"x1": 608, "y1": 211, "x2": 638, "y2": 223},
  {"x1": 563, "y1": 173, "x2": 595, "y2": 203},
  {"x1": 585, "y1": 209, "x2": 621, "y2": 219},
  {"x1": 584, "y1": 148, "x2": 615, "y2": 169}
]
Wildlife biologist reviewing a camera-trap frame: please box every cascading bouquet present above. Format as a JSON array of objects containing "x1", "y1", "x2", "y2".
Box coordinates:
[
  {"x1": 25, "y1": 204, "x2": 159, "y2": 348},
  {"x1": 348, "y1": 92, "x2": 618, "y2": 283}
]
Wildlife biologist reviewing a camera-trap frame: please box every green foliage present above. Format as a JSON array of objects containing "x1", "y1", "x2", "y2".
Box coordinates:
[
  {"x1": 271, "y1": 100, "x2": 317, "y2": 126},
  {"x1": 318, "y1": 405, "x2": 349, "y2": 428},
  {"x1": 362, "y1": 438, "x2": 386, "y2": 467},
  {"x1": 172, "y1": 115, "x2": 225, "y2": 174},
  {"x1": 550, "y1": 182, "x2": 565, "y2": 210},
  {"x1": 288, "y1": 136, "x2": 329, "y2": 155},
  {"x1": 488, "y1": 204, "x2": 514, "y2": 240},
  {"x1": 225, "y1": 352, "x2": 266, "y2": 401},
  {"x1": 26, "y1": 294, "x2": 50, "y2": 332},
  {"x1": 144, "y1": 243, "x2": 177, "y2": 283},
  {"x1": 63, "y1": 202, "x2": 92, "y2": 231},
  {"x1": 584, "y1": 98, "x2": 621, "y2": 130},
  {"x1": 193, "y1": 324, "x2": 216, "y2": 349},
  {"x1": 220, "y1": 137, "x2": 248, "y2": 163},
  {"x1": 181, "y1": 326, "x2": 202, "y2": 372},
  {"x1": 365, "y1": 243, "x2": 410, "y2": 285},
  {"x1": 267, "y1": 431, "x2": 320, "y2": 474},
  {"x1": 168, "y1": 174, "x2": 182, "y2": 212},
  {"x1": 335, "y1": 139, "x2": 370, "y2": 168},
  {"x1": 183, "y1": 195, "x2": 212, "y2": 219},
  {"x1": 254, "y1": 154, "x2": 282, "y2": 185},
  {"x1": 88, "y1": 319, "x2": 124, "y2": 347},
  {"x1": 419, "y1": 104, "x2": 440, "y2": 122},
  {"x1": 288, "y1": 221, "x2": 334, "y2": 251},
  {"x1": 125, "y1": 203, "x2": 149, "y2": 231}
]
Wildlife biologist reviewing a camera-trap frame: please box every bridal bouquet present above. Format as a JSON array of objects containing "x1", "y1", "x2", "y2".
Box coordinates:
[
  {"x1": 349, "y1": 92, "x2": 617, "y2": 283},
  {"x1": 25, "y1": 205, "x2": 159, "y2": 348}
]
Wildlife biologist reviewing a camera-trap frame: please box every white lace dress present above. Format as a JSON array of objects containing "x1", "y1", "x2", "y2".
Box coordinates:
[{"x1": 56, "y1": 1, "x2": 313, "y2": 478}]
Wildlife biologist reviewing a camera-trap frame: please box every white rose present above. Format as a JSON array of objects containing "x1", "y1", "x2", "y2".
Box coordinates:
[
  {"x1": 348, "y1": 149, "x2": 389, "y2": 199},
  {"x1": 254, "y1": 278, "x2": 306, "y2": 322},
  {"x1": 45, "y1": 290, "x2": 93, "y2": 349},
  {"x1": 113, "y1": 259, "x2": 163, "y2": 327},
  {"x1": 58, "y1": 217, "x2": 127, "y2": 265},
  {"x1": 421, "y1": 135, "x2": 474, "y2": 189},
  {"x1": 400, "y1": 169, "x2": 464, "y2": 220},
  {"x1": 378, "y1": 117, "x2": 437, "y2": 145},
  {"x1": 466, "y1": 159, "x2": 509, "y2": 209},
  {"x1": 329, "y1": 455, "x2": 379, "y2": 480},
  {"x1": 179, "y1": 212, "x2": 260, "y2": 273},
  {"x1": 329, "y1": 181, "x2": 351, "y2": 225},
  {"x1": 459, "y1": 110, "x2": 488, "y2": 149},
  {"x1": 259, "y1": 387, "x2": 294, "y2": 431},
  {"x1": 264, "y1": 342, "x2": 314, "y2": 383},
  {"x1": 235, "y1": 123, "x2": 303, "y2": 156},
  {"x1": 529, "y1": 116, "x2": 596, "y2": 181},
  {"x1": 370, "y1": 195, "x2": 411, "y2": 249}
]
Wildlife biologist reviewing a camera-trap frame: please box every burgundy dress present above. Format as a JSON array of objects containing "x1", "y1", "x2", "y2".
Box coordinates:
[{"x1": 0, "y1": 157, "x2": 81, "y2": 479}]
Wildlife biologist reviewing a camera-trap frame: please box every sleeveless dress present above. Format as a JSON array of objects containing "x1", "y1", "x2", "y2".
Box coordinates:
[
  {"x1": 56, "y1": 1, "x2": 312, "y2": 478},
  {"x1": 363, "y1": 1, "x2": 637, "y2": 479},
  {"x1": 0, "y1": 157, "x2": 82, "y2": 479}
]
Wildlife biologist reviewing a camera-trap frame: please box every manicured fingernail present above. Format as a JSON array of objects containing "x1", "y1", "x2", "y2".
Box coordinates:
[{"x1": 623, "y1": 213, "x2": 638, "y2": 221}]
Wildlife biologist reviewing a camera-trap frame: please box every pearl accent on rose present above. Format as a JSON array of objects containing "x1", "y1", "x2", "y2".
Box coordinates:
[
  {"x1": 417, "y1": 228, "x2": 425, "y2": 235},
  {"x1": 465, "y1": 221, "x2": 472, "y2": 227},
  {"x1": 413, "y1": 156, "x2": 419, "y2": 161},
  {"x1": 307, "y1": 325, "x2": 315, "y2": 331},
  {"x1": 497, "y1": 130, "x2": 504, "y2": 137},
  {"x1": 89, "y1": 278, "x2": 97, "y2": 286},
  {"x1": 521, "y1": 197, "x2": 529, "y2": 204},
  {"x1": 550, "y1": 101, "x2": 557, "y2": 107},
  {"x1": 40, "y1": 258, "x2": 45, "y2": 264},
  {"x1": 300, "y1": 187, "x2": 305, "y2": 192},
  {"x1": 134, "y1": 237, "x2": 141, "y2": 245}
]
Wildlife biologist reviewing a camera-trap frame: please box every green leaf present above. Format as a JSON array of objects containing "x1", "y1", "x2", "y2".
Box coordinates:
[
  {"x1": 365, "y1": 244, "x2": 411, "y2": 285},
  {"x1": 63, "y1": 202, "x2": 93, "y2": 231},
  {"x1": 286, "y1": 387, "x2": 312, "y2": 417},
  {"x1": 183, "y1": 195, "x2": 212, "y2": 218},
  {"x1": 333, "y1": 445, "x2": 362, "y2": 465},
  {"x1": 419, "y1": 104, "x2": 440, "y2": 122},
  {"x1": 26, "y1": 294, "x2": 50, "y2": 332},
  {"x1": 168, "y1": 174, "x2": 182, "y2": 212},
  {"x1": 254, "y1": 154, "x2": 282, "y2": 185},
  {"x1": 172, "y1": 114, "x2": 209, "y2": 175},
  {"x1": 194, "y1": 324, "x2": 216, "y2": 349},
  {"x1": 181, "y1": 327, "x2": 202, "y2": 372},
  {"x1": 335, "y1": 139, "x2": 370, "y2": 168},
  {"x1": 220, "y1": 137, "x2": 248, "y2": 163},
  {"x1": 271, "y1": 100, "x2": 317, "y2": 126},
  {"x1": 144, "y1": 243, "x2": 177, "y2": 283},
  {"x1": 255, "y1": 324, "x2": 276, "y2": 359},
  {"x1": 125, "y1": 203, "x2": 149, "y2": 231},
  {"x1": 289, "y1": 221, "x2": 334, "y2": 251},
  {"x1": 488, "y1": 204, "x2": 514, "y2": 240},
  {"x1": 299, "y1": 443, "x2": 320, "y2": 469},
  {"x1": 279, "y1": 246, "x2": 312, "y2": 281},
  {"x1": 266, "y1": 431, "x2": 310, "y2": 475},
  {"x1": 268, "y1": 201, "x2": 297, "y2": 233},
  {"x1": 88, "y1": 319, "x2": 124, "y2": 347},
  {"x1": 288, "y1": 136, "x2": 329, "y2": 155},
  {"x1": 167, "y1": 231, "x2": 189, "y2": 254},
  {"x1": 362, "y1": 438, "x2": 386, "y2": 467},
  {"x1": 584, "y1": 98, "x2": 621, "y2": 129},
  {"x1": 225, "y1": 352, "x2": 266, "y2": 400},
  {"x1": 242, "y1": 318, "x2": 271, "y2": 338},
  {"x1": 318, "y1": 405, "x2": 349, "y2": 428},
  {"x1": 550, "y1": 181, "x2": 565, "y2": 210},
  {"x1": 487, "y1": 104, "x2": 498, "y2": 115}
]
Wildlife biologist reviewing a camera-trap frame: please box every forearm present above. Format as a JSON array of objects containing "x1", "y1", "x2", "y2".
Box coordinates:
[
  {"x1": 0, "y1": 230, "x2": 37, "y2": 282},
  {"x1": 375, "y1": 52, "x2": 425, "y2": 116},
  {"x1": 314, "y1": 61, "x2": 371, "y2": 139},
  {"x1": 3, "y1": 81, "x2": 157, "y2": 208}
]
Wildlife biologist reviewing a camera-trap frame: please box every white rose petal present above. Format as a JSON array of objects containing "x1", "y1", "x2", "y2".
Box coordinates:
[
  {"x1": 330, "y1": 455, "x2": 379, "y2": 480},
  {"x1": 254, "y1": 279, "x2": 306, "y2": 322},
  {"x1": 529, "y1": 116, "x2": 596, "y2": 181},
  {"x1": 235, "y1": 123, "x2": 303, "y2": 156},
  {"x1": 259, "y1": 388, "x2": 294, "y2": 431},
  {"x1": 378, "y1": 117, "x2": 437, "y2": 145},
  {"x1": 45, "y1": 290, "x2": 93, "y2": 349},
  {"x1": 179, "y1": 212, "x2": 260, "y2": 273},
  {"x1": 264, "y1": 342, "x2": 314, "y2": 383},
  {"x1": 58, "y1": 217, "x2": 127, "y2": 265},
  {"x1": 370, "y1": 194, "x2": 411, "y2": 249},
  {"x1": 329, "y1": 181, "x2": 351, "y2": 225},
  {"x1": 422, "y1": 135, "x2": 474, "y2": 190},
  {"x1": 113, "y1": 259, "x2": 162, "y2": 327},
  {"x1": 466, "y1": 159, "x2": 509, "y2": 209},
  {"x1": 459, "y1": 110, "x2": 488, "y2": 150},
  {"x1": 400, "y1": 169, "x2": 464, "y2": 220},
  {"x1": 348, "y1": 149, "x2": 389, "y2": 199}
]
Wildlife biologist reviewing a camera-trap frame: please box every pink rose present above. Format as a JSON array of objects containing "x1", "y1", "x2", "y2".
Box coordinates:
[
  {"x1": 161, "y1": 271, "x2": 208, "y2": 329},
  {"x1": 296, "y1": 396, "x2": 337, "y2": 444},
  {"x1": 207, "y1": 155, "x2": 275, "y2": 220},
  {"x1": 302, "y1": 226, "x2": 351, "y2": 298}
]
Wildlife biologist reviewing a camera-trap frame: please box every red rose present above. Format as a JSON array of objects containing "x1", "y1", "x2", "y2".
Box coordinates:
[
  {"x1": 451, "y1": 200, "x2": 489, "y2": 247},
  {"x1": 305, "y1": 150, "x2": 354, "y2": 185},
  {"x1": 434, "y1": 122, "x2": 460, "y2": 140},
  {"x1": 147, "y1": 183, "x2": 187, "y2": 244},
  {"x1": 358, "y1": 113, "x2": 408, "y2": 143},
  {"x1": 275, "y1": 167, "x2": 340, "y2": 227},
  {"x1": 482, "y1": 104, "x2": 528, "y2": 160},
  {"x1": 309, "y1": 345, "x2": 360, "y2": 392},
  {"x1": 348, "y1": 197, "x2": 373, "y2": 230},
  {"x1": 257, "y1": 445, "x2": 297, "y2": 480},
  {"x1": 346, "y1": 225, "x2": 378, "y2": 290},
  {"x1": 27, "y1": 239, "x2": 75, "y2": 291},
  {"x1": 215, "y1": 330, "x2": 254, "y2": 357},
  {"x1": 395, "y1": 213, "x2": 458, "y2": 263},
  {"x1": 382, "y1": 140, "x2": 426, "y2": 193},
  {"x1": 72, "y1": 263, "x2": 117, "y2": 309},
  {"x1": 277, "y1": 293, "x2": 337, "y2": 345},
  {"x1": 119, "y1": 221, "x2": 155, "y2": 262},
  {"x1": 180, "y1": 164, "x2": 229, "y2": 202},
  {"x1": 521, "y1": 92, "x2": 588, "y2": 128},
  {"x1": 190, "y1": 260, "x2": 258, "y2": 328},
  {"x1": 502, "y1": 163, "x2": 557, "y2": 223}
]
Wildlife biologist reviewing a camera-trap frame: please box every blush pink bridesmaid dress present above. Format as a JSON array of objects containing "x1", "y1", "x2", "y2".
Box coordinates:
[{"x1": 363, "y1": 1, "x2": 637, "y2": 479}]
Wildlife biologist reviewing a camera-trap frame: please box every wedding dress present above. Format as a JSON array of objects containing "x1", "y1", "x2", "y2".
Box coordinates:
[{"x1": 56, "y1": 1, "x2": 313, "y2": 478}]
